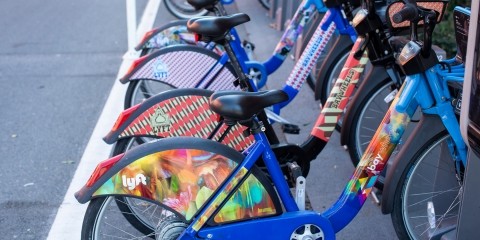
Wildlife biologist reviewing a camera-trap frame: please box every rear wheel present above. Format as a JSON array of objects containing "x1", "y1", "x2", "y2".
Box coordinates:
[
  {"x1": 124, "y1": 80, "x2": 175, "y2": 109},
  {"x1": 164, "y1": 0, "x2": 209, "y2": 19},
  {"x1": 110, "y1": 138, "x2": 161, "y2": 236},
  {"x1": 391, "y1": 133, "x2": 463, "y2": 240},
  {"x1": 81, "y1": 196, "x2": 179, "y2": 239}
]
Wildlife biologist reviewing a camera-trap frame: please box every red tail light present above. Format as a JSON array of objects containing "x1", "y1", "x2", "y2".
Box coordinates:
[
  {"x1": 111, "y1": 104, "x2": 141, "y2": 132},
  {"x1": 139, "y1": 29, "x2": 156, "y2": 45},
  {"x1": 86, "y1": 153, "x2": 125, "y2": 187},
  {"x1": 124, "y1": 55, "x2": 148, "y2": 77},
  {"x1": 194, "y1": 34, "x2": 201, "y2": 42}
]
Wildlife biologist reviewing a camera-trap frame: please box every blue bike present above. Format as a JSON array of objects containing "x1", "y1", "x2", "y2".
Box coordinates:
[{"x1": 75, "y1": 1, "x2": 465, "y2": 239}]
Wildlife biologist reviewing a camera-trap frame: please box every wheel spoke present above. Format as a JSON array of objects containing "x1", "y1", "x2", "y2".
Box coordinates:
[{"x1": 407, "y1": 186, "x2": 460, "y2": 208}]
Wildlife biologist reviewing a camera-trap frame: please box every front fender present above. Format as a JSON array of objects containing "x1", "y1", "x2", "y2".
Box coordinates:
[
  {"x1": 381, "y1": 114, "x2": 446, "y2": 214},
  {"x1": 104, "y1": 88, "x2": 254, "y2": 151},
  {"x1": 75, "y1": 137, "x2": 282, "y2": 223}
]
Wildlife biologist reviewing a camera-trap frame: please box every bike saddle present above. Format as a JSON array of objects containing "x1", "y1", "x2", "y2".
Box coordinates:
[
  {"x1": 187, "y1": 0, "x2": 219, "y2": 10},
  {"x1": 210, "y1": 90, "x2": 288, "y2": 121},
  {"x1": 187, "y1": 13, "x2": 250, "y2": 39}
]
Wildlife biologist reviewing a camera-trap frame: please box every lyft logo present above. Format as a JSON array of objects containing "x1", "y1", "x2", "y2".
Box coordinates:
[{"x1": 122, "y1": 174, "x2": 147, "y2": 190}]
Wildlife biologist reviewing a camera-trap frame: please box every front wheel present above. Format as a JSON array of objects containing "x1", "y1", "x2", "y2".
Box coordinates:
[
  {"x1": 164, "y1": 0, "x2": 209, "y2": 19},
  {"x1": 391, "y1": 133, "x2": 463, "y2": 240}
]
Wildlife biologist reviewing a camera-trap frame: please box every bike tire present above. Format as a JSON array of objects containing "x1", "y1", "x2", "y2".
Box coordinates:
[
  {"x1": 391, "y1": 132, "x2": 462, "y2": 240},
  {"x1": 82, "y1": 195, "x2": 172, "y2": 239},
  {"x1": 110, "y1": 138, "x2": 161, "y2": 236},
  {"x1": 124, "y1": 80, "x2": 175, "y2": 109},
  {"x1": 164, "y1": 0, "x2": 209, "y2": 19}
]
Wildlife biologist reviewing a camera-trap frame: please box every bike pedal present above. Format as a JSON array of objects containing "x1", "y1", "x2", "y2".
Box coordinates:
[{"x1": 283, "y1": 123, "x2": 300, "y2": 134}]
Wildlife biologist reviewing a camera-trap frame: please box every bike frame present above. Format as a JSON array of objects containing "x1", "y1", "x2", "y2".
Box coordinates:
[
  {"x1": 176, "y1": 125, "x2": 335, "y2": 240},
  {"x1": 176, "y1": 60, "x2": 467, "y2": 240}
]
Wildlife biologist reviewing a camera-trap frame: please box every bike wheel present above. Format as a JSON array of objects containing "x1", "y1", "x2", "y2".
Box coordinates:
[
  {"x1": 258, "y1": 0, "x2": 270, "y2": 10},
  {"x1": 109, "y1": 137, "x2": 165, "y2": 236},
  {"x1": 124, "y1": 80, "x2": 175, "y2": 109},
  {"x1": 391, "y1": 133, "x2": 463, "y2": 240},
  {"x1": 81, "y1": 196, "x2": 181, "y2": 239},
  {"x1": 164, "y1": 0, "x2": 209, "y2": 19}
]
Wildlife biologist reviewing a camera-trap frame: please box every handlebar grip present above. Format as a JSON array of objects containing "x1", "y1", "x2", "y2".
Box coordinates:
[{"x1": 392, "y1": 5, "x2": 418, "y2": 23}]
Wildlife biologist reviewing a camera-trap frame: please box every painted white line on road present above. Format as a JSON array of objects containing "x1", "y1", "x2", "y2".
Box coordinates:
[{"x1": 47, "y1": 0, "x2": 161, "y2": 239}]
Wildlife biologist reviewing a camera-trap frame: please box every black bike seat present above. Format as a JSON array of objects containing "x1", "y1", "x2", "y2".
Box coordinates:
[
  {"x1": 187, "y1": 13, "x2": 250, "y2": 38},
  {"x1": 187, "y1": 0, "x2": 219, "y2": 10},
  {"x1": 210, "y1": 90, "x2": 288, "y2": 121}
]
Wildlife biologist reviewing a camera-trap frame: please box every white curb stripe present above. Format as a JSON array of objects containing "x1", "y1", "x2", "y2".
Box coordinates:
[{"x1": 47, "y1": 1, "x2": 161, "y2": 239}]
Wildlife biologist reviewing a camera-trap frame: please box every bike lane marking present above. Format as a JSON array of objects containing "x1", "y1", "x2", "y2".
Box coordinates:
[{"x1": 47, "y1": 0, "x2": 161, "y2": 238}]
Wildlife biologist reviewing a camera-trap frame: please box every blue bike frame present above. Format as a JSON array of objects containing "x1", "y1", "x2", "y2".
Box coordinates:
[
  {"x1": 177, "y1": 58, "x2": 467, "y2": 240},
  {"x1": 177, "y1": 127, "x2": 335, "y2": 240}
]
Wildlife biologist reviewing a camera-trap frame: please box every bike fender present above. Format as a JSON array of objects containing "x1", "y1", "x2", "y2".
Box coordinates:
[
  {"x1": 381, "y1": 114, "x2": 446, "y2": 214},
  {"x1": 119, "y1": 45, "x2": 238, "y2": 92},
  {"x1": 339, "y1": 65, "x2": 389, "y2": 146},
  {"x1": 314, "y1": 34, "x2": 353, "y2": 100},
  {"x1": 75, "y1": 137, "x2": 282, "y2": 223},
  {"x1": 103, "y1": 88, "x2": 254, "y2": 151},
  {"x1": 135, "y1": 20, "x2": 188, "y2": 51}
]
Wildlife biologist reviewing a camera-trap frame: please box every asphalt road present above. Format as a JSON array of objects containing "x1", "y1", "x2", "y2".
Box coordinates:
[
  {"x1": 0, "y1": 0, "x2": 127, "y2": 238},
  {"x1": 0, "y1": 0, "x2": 397, "y2": 239}
]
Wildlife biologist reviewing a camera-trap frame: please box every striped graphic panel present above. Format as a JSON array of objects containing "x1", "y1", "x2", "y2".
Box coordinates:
[
  {"x1": 130, "y1": 50, "x2": 239, "y2": 91},
  {"x1": 311, "y1": 37, "x2": 370, "y2": 141},
  {"x1": 119, "y1": 95, "x2": 253, "y2": 151}
]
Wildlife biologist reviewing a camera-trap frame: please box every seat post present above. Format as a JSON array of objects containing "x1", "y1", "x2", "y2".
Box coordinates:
[{"x1": 220, "y1": 35, "x2": 253, "y2": 91}]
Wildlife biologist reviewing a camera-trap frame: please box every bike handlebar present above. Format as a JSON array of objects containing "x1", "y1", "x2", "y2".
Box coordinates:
[{"x1": 392, "y1": 4, "x2": 417, "y2": 23}]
